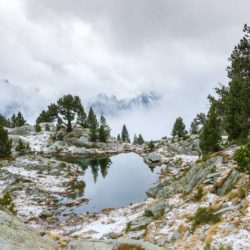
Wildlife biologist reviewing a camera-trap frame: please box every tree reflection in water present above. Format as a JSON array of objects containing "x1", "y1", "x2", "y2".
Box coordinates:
[{"x1": 57, "y1": 155, "x2": 112, "y2": 184}]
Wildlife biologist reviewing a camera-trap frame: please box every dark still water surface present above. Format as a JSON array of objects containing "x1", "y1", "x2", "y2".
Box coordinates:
[{"x1": 57, "y1": 153, "x2": 161, "y2": 215}]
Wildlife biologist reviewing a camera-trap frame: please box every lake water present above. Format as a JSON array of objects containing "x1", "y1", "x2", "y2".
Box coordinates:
[{"x1": 56, "y1": 153, "x2": 161, "y2": 216}]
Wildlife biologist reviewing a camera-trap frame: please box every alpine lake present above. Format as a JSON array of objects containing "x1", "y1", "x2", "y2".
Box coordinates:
[{"x1": 54, "y1": 152, "x2": 161, "y2": 219}]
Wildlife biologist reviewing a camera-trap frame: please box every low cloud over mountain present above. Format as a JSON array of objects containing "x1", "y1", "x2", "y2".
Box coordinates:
[{"x1": 88, "y1": 92, "x2": 161, "y2": 116}]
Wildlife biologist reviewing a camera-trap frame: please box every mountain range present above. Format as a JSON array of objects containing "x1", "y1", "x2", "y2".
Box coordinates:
[
  {"x1": 88, "y1": 92, "x2": 161, "y2": 116},
  {"x1": 0, "y1": 79, "x2": 160, "y2": 119}
]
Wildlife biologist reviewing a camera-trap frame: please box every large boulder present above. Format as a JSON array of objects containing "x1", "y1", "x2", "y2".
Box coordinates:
[
  {"x1": 144, "y1": 201, "x2": 167, "y2": 218},
  {"x1": 7, "y1": 125, "x2": 35, "y2": 136},
  {"x1": 66, "y1": 239, "x2": 163, "y2": 250},
  {"x1": 0, "y1": 210, "x2": 56, "y2": 249},
  {"x1": 127, "y1": 216, "x2": 154, "y2": 231},
  {"x1": 147, "y1": 152, "x2": 161, "y2": 162}
]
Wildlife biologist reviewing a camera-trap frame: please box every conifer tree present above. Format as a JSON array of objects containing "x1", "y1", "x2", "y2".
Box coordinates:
[
  {"x1": 171, "y1": 117, "x2": 186, "y2": 138},
  {"x1": 98, "y1": 115, "x2": 110, "y2": 143},
  {"x1": 15, "y1": 111, "x2": 26, "y2": 127},
  {"x1": 148, "y1": 140, "x2": 155, "y2": 151},
  {"x1": 46, "y1": 95, "x2": 83, "y2": 132},
  {"x1": 190, "y1": 113, "x2": 206, "y2": 134},
  {"x1": 15, "y1": 139, "x2": 30, "y2": 155},
  {"x1": 133, "y1": 134, "x2": 138, "y2": 145},
  {"x1": 137, "y1": 134, "x2": 144, "y2": 145},
  {"x1": 87, "y1": 108, "x2": 99, "y2": 142},
  {"x1": 56, "y1": 95, "x2": 82, "y2": 132},
  {"x1": 11, "y1": 114, "x2": 16, "y2": 128},
  {"x1": 0, "y1": 126, "x2": 12, "y2": 158},
  {"x1": 0, "y1": 114, "x2": 10, "y2": 127},
  {"x1": 199, "y1": 98, "x2": 222, "y2": 153},
  {"x1": 36, "y1": 110, "x2": 52, "y2": 124},
  {"x1": 77, "y1": 105, "x2": 87, "y2": 128},
  {"x1": 234, "y1": 132, "x2": 250, "y2": 178},
  {"x1": 87, "y1": 107, "x2": 95, "y2": 127},
  {"x1": 117, "y1": 134, "x2": 121, "y2": 142},
  {"x1": 121, "y1": 125, "x2": 130, "y2": 142},
  {"x1": 190, "y1": 120, "x2": 199, "y2": 134},
  {"x1": 217, "y1": 24, "x2": 250, "y2": 140},
  {"x1": 35, "y1": 123, "x2": 41, "y2": 132}
]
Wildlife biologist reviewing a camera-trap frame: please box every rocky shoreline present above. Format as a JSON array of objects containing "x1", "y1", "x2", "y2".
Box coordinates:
[{"x1": 1, "y1": 125, "x2": 250, "y2": 249}]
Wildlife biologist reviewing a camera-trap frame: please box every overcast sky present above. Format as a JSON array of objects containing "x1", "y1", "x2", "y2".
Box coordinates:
[{"x1": 0, "y1": 0, "x2": 249, "y2": 138}]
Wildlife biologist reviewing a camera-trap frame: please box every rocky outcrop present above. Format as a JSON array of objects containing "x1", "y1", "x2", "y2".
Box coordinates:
[
  {"x1": 66, "y1": 239, "x2": 163, "y2": 250},
  {"x1": 7, "y1": 125, "x2": 35, "y2": 136},
  {"x1": 0, "y1": 210, "x2": 56, "y2": 250},
  {"x1": 144, "y1": 201, "x2": 167, "y2": 218},
  {"x1": 147, "y1": 152, "x2": 161, "y2": 162},
  {"x1": 147, "y1": 154, "x2": 239, "y2": 199},
  {"x1": 127, "y1": 216, "x2": 154, "y2": 231}
]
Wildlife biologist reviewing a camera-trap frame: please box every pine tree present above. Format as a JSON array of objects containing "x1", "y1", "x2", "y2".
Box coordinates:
[
  {"x1": 190, "y1": 120, "x2": 199, "y2": 134},
  {"x1": 199, "y1": 98, "x2": 222, "y2": 153},
  {"x1": 0, "y1": 126, "x2": 12, "y2": 158},
  {"x1": 15, "y1": 139, "x2": 30, "y2": 155},
  {"x1": 117, "y1": 134, "x2": 121, "y2": 142},
  {"x1": 171, "y1": 117, "x2": 186, "y2": 138},
  {"x1": 98, "y1": 115, "x2": 110, "y2": 143},
  {"x1": 190, "y1": 113, "x2": 206, "y2": 134},
  {"x1": 121, "y1": 125, "x2": 130, "y2": 142},
  {"x1": 56, "y1": 95, "x2": 82, "y2": 132},
  {"x1": 196, "y1": 113, "x2": 206, "y2": 126},
  {"x1": 133, "y1": 134, "x2": 138, "y2": 145},
  {"x1": 87, "y1": 108, "x2": 99, "y2": 142},
  {"x1": 148, "y1": 140, "x2": 155, "y2": 151},
  {"x1": 77, "y1": 105, "x2": 87, "y2": 128},
  {"x1": 11, "y1": 114, "x2": 16, "y2": 128},
  {"x1": 234, "y1": 132, "x2": 250, "y2": 178},
  {"x1": 0, "y1": 114, "x2": 10, "y2": 127},
  {"x1": 217, "y1": 24, "x2": 250, "y2": 141},
  {"x1": 15, "y1": 111, "x2": 26, "y2": 127},
  {"x1": 137, "y1": 134, "x2": 144, "y2": 145},
  {"x1": 35, "y1": 123, "x2": 41, "y2": 133},
  {"x1": 99, "y1": 125, "x2": 106, "y2": 142},
  {"x1": 36, "y1": 110, "x2": 52, "y2": 124},
  {"x1": 46, "y1": 95, "x2": 83, "y2": 132}
]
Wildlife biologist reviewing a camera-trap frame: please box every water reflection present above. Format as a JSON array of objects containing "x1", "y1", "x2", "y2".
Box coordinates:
[
  {"x1": 56, "y1": 153, "x2": 161, "y2": 214},
  {"x1": 59, "y1": 156, "x2": 112, "y2": 183}
]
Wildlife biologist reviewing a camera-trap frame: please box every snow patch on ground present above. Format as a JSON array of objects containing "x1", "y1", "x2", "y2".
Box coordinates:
[
  {"x1": 173, "y1": 154, "x2": 199, "y2": 164},
  {"x1": 53, "y1": 199, "x2": 153, "y2": 239},
  {"x1": 4, "y1": 165, "x2": 67, "y2": 194},
  {"x1": 21, "y1": 132, "x2": 51, "y2": 152},
  {"x1": 14, "y1": 191, "x2": 45, "y2": 218},
  {"x1": 213, "y1": 229, "x2": 250, "y2": 250}
]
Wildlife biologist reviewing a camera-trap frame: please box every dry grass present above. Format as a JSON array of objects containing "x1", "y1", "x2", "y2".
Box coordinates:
[
  {"x1": 241, "y1": 199, "x2": 249, "y2": 216},
  {"x1": 112, "y1": 243, "x2": 145, "y2": 250},
  {"x1": 205, "y1": 224, "x2": 218, "y2": 243},
  {"x1": 178, "y1": 224, "x2": 189, "y2": 235}
]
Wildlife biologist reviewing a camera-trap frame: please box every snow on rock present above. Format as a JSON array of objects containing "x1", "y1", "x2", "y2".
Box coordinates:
[
  {"x1": 14, "y1": 191, "x2": 45, "y2": 219},
  {"x1": 173, "y1": 154, "x2": 199, "y2": 164},
  {"x1": 20, "y1": 132, "x2": 51, "y2": 152},
  {"x1": 213, "y1": 229, "x2": 250, "y2": 250},
  {"x1": 53, "y1": 199, "x2": 154, "y2": 239},
  {"x1": 4, "y1": 165, "x2": 67, "y2": 194},
  {"x1": 0, "y1": 181, "x2": 7, "y2": 194}
]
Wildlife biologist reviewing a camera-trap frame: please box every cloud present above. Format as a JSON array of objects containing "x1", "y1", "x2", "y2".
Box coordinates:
[
  {"x1": 0, "y1": 79, "x2": 48, "y2": 122},
  {"x1": 0, "y1": 0, "x2": 249, "y2": 137}
]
